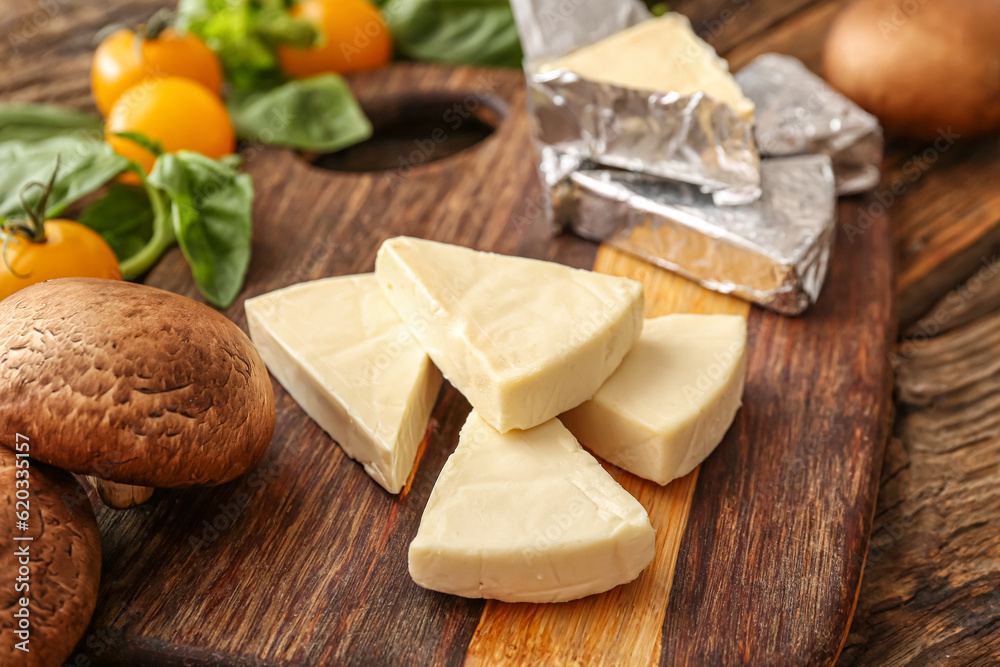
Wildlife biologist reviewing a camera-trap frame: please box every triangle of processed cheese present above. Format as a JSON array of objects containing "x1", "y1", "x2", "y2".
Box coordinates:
[
  {"x1": 563, "y1": 314, "x2": 747, "y2": 485},
  {"x1": 245, "y1": 275, "x2": 441, "y2": 493},
  {"x1": 375, "y1": 237, "x2": 644, "y2": 433},
  {"x1": 409, "y1": 411, "x2": 655, "y2": 602},
  {"x1": 547, "y1": 14, "x2": 755, "y2": 123}
]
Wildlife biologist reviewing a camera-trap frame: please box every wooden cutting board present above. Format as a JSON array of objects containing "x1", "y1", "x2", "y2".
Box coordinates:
[{"x1": 73, "y1": 63, "x2": 894, "y2": 667}]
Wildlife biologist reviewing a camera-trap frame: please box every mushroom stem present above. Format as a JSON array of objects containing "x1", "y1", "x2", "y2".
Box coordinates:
[{"x1": 87, "y1": 478, "x2": 154, "y2": 509}]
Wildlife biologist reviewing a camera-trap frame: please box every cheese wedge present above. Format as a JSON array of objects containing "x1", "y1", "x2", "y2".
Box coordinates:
[
  {"x1": 375, "y1": 237, "x2": 644, "y2": 433},
  {"x1": 562, "y1": 314, "x2": 747, "y2": 486},
  {"x1": 245, "y1": 275, "x2": 442, "y2": 494},
  {"x1": 546, "y1": 14, "x2": 755, "y2": 123},
  {"x1": 409, "y1": 411, "x2": 655, "y2": 602}
]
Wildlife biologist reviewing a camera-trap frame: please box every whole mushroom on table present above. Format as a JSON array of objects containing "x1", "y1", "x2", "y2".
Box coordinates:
[
  {"x1": 0, "y1": 278, "x2": 277, "y2": 508},
  {"x1": 0, "y1": 446, "x2": 102, "y2": 667},
  {"x1": 823, "y1": 0, "x2": 1000, "y2": 139}
]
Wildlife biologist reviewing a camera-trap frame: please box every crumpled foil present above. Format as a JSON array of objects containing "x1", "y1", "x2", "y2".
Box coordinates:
[
  {"x1": 509, "y1": 1, "x2": 853, "y2": 314},
  {"x1": 736, "y1": 54, "x2": 883, "y2": 195},
  {"x1": 510, "y1": 0, "x2": 761, "y2": 199},
  {"x1": 555, "y1": 155, "x2": 837, "y2": 315}
]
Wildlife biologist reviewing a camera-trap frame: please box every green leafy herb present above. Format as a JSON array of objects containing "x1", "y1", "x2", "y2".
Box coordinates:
[
  {"x1": 380, "y1": 0, "x2": 523, "y2": 68},
  {"x1": 227, "y1": 74, "x2": 373, "y2": 152},
  {"x1": 0, "y1": 135, "x2": 129, "y2": 219},
  {"x1": 84, "y1": 151, "x2": 253, "y2": 308},
  {"x1": 2, "y1": 106, "x2": 255, "y2": 308},
  {"x1": 78, "y1": 184, "x2": 157, "y2": 261},
  {"x1": 148, "y1": 151, "x2": 254, "y2": 308},
  {"x1": 0, "y1": 104, "x2": 103, "y2": 143},
  {"x1": 177, "y1": 0, "x2": 321, "y2": 91}
]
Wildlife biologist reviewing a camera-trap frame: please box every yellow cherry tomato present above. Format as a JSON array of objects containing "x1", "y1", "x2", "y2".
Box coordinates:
[
  {"x1": 106, "y1": 77, "x2": 235, "y2": 178},
  {"x1": 92, "y1": 27, "x2": 223, "y2": 117},
  {"x1": 278, "y1": 0, "x2": 392, "y2": 78},
  {"x1": 1, "y1": 220, "x2": 122, "y2": 301}
]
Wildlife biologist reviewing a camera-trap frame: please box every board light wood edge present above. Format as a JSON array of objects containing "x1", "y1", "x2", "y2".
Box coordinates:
[{"x1": 463, "y1": 247, "x2": 751, "y2": 665}]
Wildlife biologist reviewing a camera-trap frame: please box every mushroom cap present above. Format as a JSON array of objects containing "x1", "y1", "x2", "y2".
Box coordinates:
[
  {"x1": 0, "y1": 278, "x2": 276, "y2": 487},
  {"x1": 0, "y1": 446, "x2": 102, "y2": 667}
]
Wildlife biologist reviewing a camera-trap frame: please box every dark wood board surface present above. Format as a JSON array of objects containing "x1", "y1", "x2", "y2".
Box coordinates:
[
  {"x1": 57, "y1": 60, "x2": 892, "y2": 665},
  {"x1": 4, "y1": 0, "x2": 997, "y2": 664}
]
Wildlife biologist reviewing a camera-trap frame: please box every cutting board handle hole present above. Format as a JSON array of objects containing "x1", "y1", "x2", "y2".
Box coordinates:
[{"x1": 303, "y1": 92, "x2": 507, "y2": 173}]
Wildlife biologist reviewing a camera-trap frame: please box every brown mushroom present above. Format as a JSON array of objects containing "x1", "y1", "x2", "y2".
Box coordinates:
[
  {"x1": 823, "y1": 0, "x2": 1000, "y2": 139},
  {"x1": 0, "y1": 445, "x2": 102, "y2": 666},
  {"x1": 0, "y1": 278, "x2": 276, "y2": 508}
]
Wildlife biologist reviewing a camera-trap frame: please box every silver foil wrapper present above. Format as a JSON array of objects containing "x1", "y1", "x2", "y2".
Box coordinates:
[
  {"x1": 509, "y1": 0, "x2": 761, "y2": 198},
  {"x1": 527, "y1": 66, "x2": 761, "y2": 194},
  {"x1": 736, "y1": 54, "x2": 883, "y2": 195},
  {"x1": 556, "y1": 155, "x2": 837, "y2": 315}
]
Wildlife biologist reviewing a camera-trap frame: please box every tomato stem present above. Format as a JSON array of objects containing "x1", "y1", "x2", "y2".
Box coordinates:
[
  {"x1": 141, "y1": 8, "x2": 175, "y2": 41},
  {"x1": 2, "y1": 157, "x2": 58, "y2": 245}
]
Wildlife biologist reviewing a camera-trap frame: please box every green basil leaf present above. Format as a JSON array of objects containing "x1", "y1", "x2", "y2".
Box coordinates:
[
  {"x1": 227, "y1": 75, "x2": 373, "y2": 152},
  {"x1": 382, "y1": 0, "x2": 523, "y2": 68},
  {"x1": 0, "y1": 136, "x2": 129, "y2": 219},
  {"x1": 113, "y1": 131, "x2": 165, "y2": 157},
  {"x1": 148, "y1": 151, "x2": 253, "y2": 308},
  {"x1": 78, "y1": 184, "x2": 156, "y2": 261},
  {"x1": 0, "y1": 104, "x2": 103, "y2": 143}
]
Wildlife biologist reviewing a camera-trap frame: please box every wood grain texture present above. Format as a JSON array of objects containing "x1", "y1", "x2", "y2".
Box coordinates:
[
  {"x1": 0, "y1": 0, "x2": 928, "y2": 665},
  {"x1": 661, "y1": 200, "x2": 895, "y2": 667},
  {"x1": 838, "y1": 313, "x2": 1000, "y2": 666},
  {"x1": 901, "y1": 255, "x2": 1000, "y2": 339},
  {"x1": 707, "y1": 2, "x2": 1000, "y2": 663},
  {"x1": 38, "y1": 56, "x2": 889, "y2": 665},
  {"x1": 885, "y1": 135, "x2": 1000, "y2": 326}
]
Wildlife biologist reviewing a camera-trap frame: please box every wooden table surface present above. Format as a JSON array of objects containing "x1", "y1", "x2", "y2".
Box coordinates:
[{"x1": 2, "y1": 0, "x2": 999, "y2": 664}]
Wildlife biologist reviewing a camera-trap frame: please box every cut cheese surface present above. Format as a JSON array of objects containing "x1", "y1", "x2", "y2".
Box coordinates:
[
  {"x1": 546, "y1": 14, "x2": 755, "y2": 123},
  {"x1": 562, "y1": 314, "x2": 747, "y2": 486},
  {"x1": 245, "y1": 275, "x2": 442, "y2": 494},
  {"x1": 375, "y1": 237, "x2": 644, "y2": 433},
  {"x1": 409, "y1": 411, "x2": 655, "y2": 602}
]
